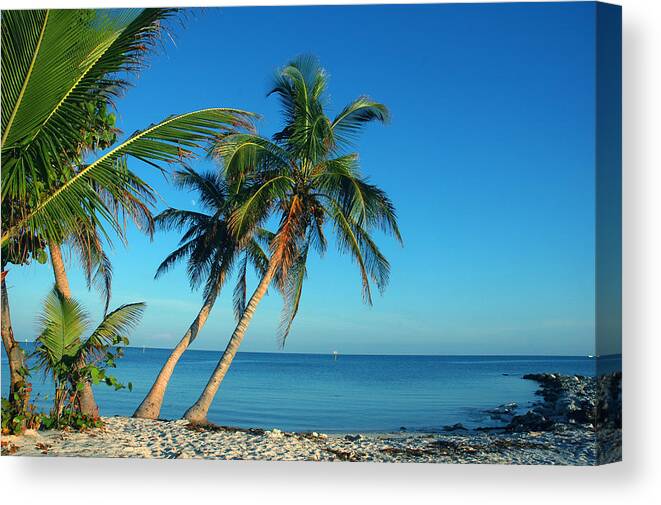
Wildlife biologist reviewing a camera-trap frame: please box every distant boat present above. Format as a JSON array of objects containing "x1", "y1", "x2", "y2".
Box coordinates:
[
  {"x1": 332, "y1": 351, "x2": 339, "y2": 361},
  {"x1": 142, "y1": 345, "x2": 146, "y2": 354}
]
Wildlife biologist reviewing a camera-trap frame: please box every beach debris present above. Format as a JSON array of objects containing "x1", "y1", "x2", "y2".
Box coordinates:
[
  {"x1": 1, "y1": 440, "x2": 19, "y2": 455},
  {"x1": 35, "y1": 442, "x2": 50, "y2": 454},
  {"x1": 326, "y1": 447, "x2": 360, "y2": 462}
]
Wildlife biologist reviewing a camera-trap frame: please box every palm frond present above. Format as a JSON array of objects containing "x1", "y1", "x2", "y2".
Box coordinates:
[
  {"x1": 1, "y1": 108, "x2": 256, "y2": 247},
  {"x1": 82, "y1": 302, "x2": 145, "y2": 364},
  {"x1": 227, "y1": 175, "x2": 294, "y2": 241},
  {"x1": 34, "y1": 287, "x2": 90, "y2": 371},
  {"x1": 245, "y1": 235, "x2": 271, "y2": 277},
  {"x1": 210, "y1": 133, "x2": 290, "y2": 188},
  {"x1": 1, "y1": 9, "x2": 178, "y2": 199},
  {"x1": 67, "y1": 218, "x2": 114, "y2": 314},
  {"x1": 172, "y1": 167, "x2": 228, "y2": 211},
  {"x1": 154, "y1": 237, "x2": 200, "y2": 280},
  {"x1": 232, "y1": 254, "x2": 248, "y2": 321},
  {"x1": 154, "y1": 208, "x2": 211, "y2": 235},
  {"x1": 277, "y1": 240, "x2": 309, "y2": 348},
  {"x1": 315, "y1": 159, "x2": 402, "y2": 243},
  {"x1": 322, "y1": 196, "x2": 373, "y2": 304},
  {"x1": 269, "y1": 55, "x2": 331, "y2": 163},
  {"x1": 331, "y1": 96, "x2": 390, "y2": 149}
]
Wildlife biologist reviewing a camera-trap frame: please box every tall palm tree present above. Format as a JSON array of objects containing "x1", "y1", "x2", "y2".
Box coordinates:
[
  {"x1": 0, "y1": 8, "x2": 255, "y2": 404},
  {"x1": 133, "y1": 168, "x2": 271, "y2": 419},
  {"x1": 183, "y1": 56, "x2": 402, "y2": 423}
]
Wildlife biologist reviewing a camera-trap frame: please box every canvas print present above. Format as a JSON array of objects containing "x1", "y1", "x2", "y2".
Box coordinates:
[{"x1": 1, "y1": 2, "x2": 621, "y2": 465}]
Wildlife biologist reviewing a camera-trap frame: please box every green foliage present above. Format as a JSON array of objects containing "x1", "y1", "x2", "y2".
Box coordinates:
[
  {"x1": 40, "y1": 409, "x2": 103, "y2": 431},
  {"x1": 1, "y1": 8, "x2": 256, "y2": 268},
  {"x1": 211, "y1": 55, "x2": 402, "y2": 346},
  {"x1": 1, "y1": 377, "x2": 41, "y2": 435},
  {"x1": 154, "y1": 167, "x2": 271, "y2": 321},
  {"x1": 33, "y1": 287, "x2": 145, "y2": 426}
]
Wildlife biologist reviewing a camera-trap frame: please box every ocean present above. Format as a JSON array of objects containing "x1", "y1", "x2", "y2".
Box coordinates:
[{"x1": 1, "y1": 345, "x2": 620, "y2": 433}]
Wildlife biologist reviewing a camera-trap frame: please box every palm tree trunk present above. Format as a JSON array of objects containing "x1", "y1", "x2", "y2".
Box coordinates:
[
  {"x1": 49, "y1": 241, "x2": 72, "y2": 297},
  {"x1": 183, "y1": 260, "x2": 278, "y2": 423},
  {"x1": 49, "y1": 241, "x2": 99, "y2": 418},
  {"x1": 1, "y1": 273, "x2": 29, "y2": 411},
  {"x1": 133, "y1": 295, "x2": 217, "y2": 419}
]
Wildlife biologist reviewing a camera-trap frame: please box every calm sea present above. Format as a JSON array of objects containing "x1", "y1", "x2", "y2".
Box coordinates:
[{"x1": 1, "y1": 345, "x2": 620, "y2": 433}]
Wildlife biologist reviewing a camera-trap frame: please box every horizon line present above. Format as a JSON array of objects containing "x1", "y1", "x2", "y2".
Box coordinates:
[{"x1": 14, "y1": 341, "x2": 618, "y2": 359}]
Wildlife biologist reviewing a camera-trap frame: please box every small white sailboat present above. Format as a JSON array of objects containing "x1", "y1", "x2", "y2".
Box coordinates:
[{"x1": 332, "y1": 350, "x2": 339, "y2": 361}]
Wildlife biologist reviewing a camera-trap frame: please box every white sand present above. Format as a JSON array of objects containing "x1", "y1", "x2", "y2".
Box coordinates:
[{"x1": 1, "y1": 416, "x2": 598, "y2": 464}]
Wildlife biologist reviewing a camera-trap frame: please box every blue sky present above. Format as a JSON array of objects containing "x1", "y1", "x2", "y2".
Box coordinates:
[{"x1": 8, "y1": 3, "x2": 600, "y2": 355}]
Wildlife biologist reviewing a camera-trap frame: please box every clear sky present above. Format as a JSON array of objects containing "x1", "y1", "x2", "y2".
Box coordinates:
[{"x1": 7, "y1": 2, "x2": 601, "y2": 355}]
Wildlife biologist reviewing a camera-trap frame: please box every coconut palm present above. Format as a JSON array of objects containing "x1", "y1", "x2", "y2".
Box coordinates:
[
  {"x1": 42, "y1": 99, "x2": 154, "y2": 417},
  {"x1": 133, "y1": 167, "x2": 272, "y2": 419},
  {"x1": 34, "y1": 287, "x2": 145, "y2": 425},
  {"x1": 0, "y1": 8, "x2": 255, "y2": 408},
  {"x1": 183, "y1": 56, "x2": 402, "y2": 423}
]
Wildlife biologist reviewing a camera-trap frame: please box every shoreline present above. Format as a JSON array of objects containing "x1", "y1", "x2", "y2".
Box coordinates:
[{"x1": 1, "y1": 373, "x2": 621, "y2": 465}]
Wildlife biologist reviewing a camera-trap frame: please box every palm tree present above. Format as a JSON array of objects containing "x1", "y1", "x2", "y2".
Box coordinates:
[
  {"x1": 34, "y1": 287, "x2": 144, "y2": 425},
  {"x1": 183, "y1": 56, "x2": 402, "y2": 423},
  {"x1": 0, "y1": 8, "x2": 255, "y2": 405},
  {"x1": 44, "y1": 100, "x2": 153, "y2": 417},
  {"x1": 133, "y1": 167, "x2": 271, "y2": 419},
  {"x1": 47, "y1": 225, "x2": 123, "y2": 418}
]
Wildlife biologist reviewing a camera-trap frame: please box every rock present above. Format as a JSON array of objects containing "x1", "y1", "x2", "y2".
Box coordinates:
[
  {"x1": 503, "y1": 372, "x2": 621, "y2": 434},
  {"x1": 23, "y1": 429, "x2": 40, "y2": 438},
  {"x1": 344, "y1": 434, "x2": 362, "y2": 442},
  {"x1": 486, "y1": 402, "x2": 518, "y2": 422},
  {"x1": 442, "y1": 423, "x2": 468, "y2": 432},
  {"x1": 507, "y1": 411, "x2": 554, "y2": 432},
  {"x1": 487, "y1": 402, "x2": 517, "y2": 415}
]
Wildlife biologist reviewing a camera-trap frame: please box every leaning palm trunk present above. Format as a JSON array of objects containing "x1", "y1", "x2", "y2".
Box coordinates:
[
  {"x1": 183, "y1": 260, "x2": 278, "y2": 423},
  {"x1": 133, "y1": 296, "x2": 216, "y2": 419},
  {"x1": 49, "y1": 241, "x2": 99, "y2": 418},
  {"x1": 1, "y1": 274, "x2": 29, "y2": 410}
]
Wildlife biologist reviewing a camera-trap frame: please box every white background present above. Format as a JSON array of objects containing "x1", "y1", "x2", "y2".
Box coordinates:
[{"x1": 0, "y1": 0, "x2": 658, "y2": 503}]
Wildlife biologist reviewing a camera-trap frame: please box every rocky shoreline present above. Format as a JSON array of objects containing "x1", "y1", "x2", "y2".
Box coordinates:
[{"x1": 1, "y1": 373, "x2": 621, "y2": 465}]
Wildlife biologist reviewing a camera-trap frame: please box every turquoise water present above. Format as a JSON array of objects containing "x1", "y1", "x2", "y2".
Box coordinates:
[{"x1": 2, "y1": 345, "x2": 618, "y2": 432}]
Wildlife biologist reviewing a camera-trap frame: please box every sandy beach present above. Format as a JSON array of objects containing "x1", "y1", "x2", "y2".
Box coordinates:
[{"x1": 2, "y1": 416, "x2": 601, "y2": 465}]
